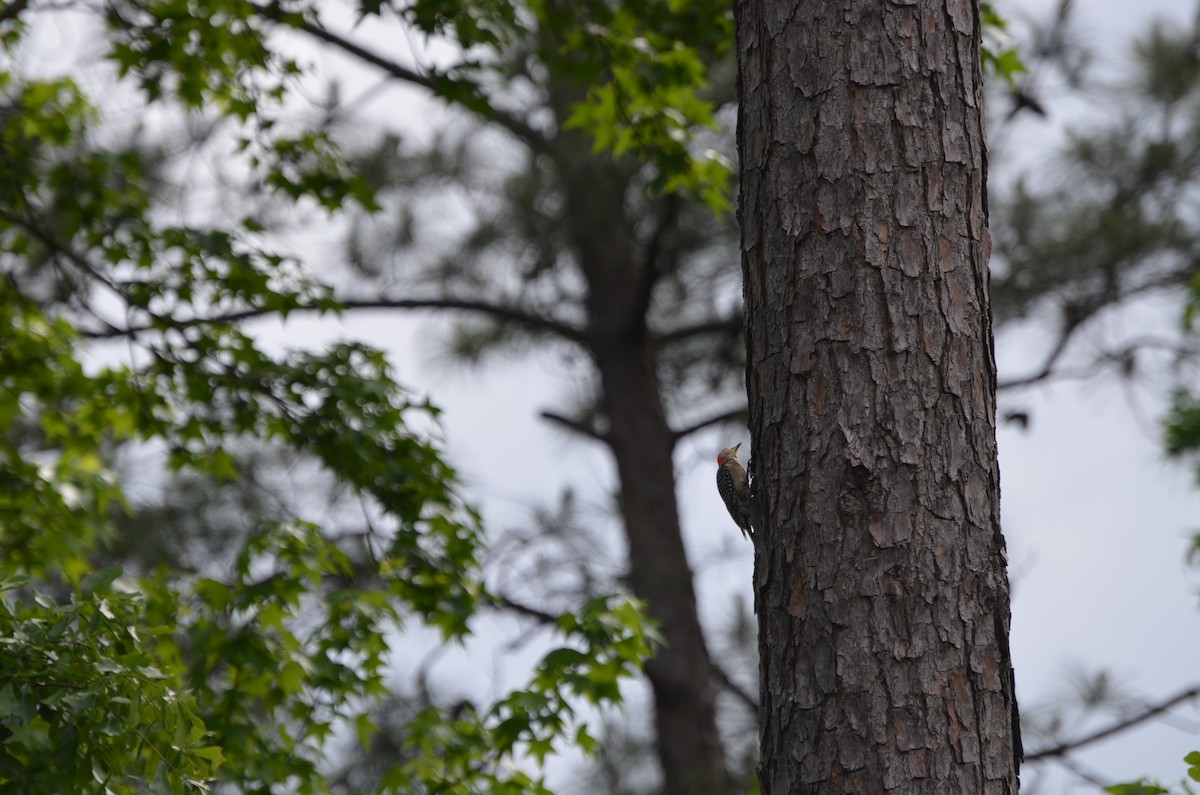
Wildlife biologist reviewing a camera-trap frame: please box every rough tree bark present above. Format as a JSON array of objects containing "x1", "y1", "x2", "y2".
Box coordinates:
[{"x1": 735, "y1": 0, "x2": 1021, "y2": 791}]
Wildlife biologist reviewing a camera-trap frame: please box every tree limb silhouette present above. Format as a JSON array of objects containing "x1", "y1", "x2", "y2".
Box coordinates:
[{"x1": 1024, "y1": 685, "x2": 1200, "y2": 763}]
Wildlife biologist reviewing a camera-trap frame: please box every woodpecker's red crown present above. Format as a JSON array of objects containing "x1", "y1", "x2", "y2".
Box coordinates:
[{"x1": 717, "y1": 443, "x2": 742, "y2": 465}]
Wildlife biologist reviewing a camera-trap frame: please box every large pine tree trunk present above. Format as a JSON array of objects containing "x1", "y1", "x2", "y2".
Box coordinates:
[{"x1": 735, "y1": 0, "x2": 1021, "y2": 791}]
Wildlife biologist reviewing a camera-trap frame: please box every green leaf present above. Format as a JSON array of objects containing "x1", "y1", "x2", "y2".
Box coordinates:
[
  {"x1": 1188, "y1": 749, "x2": 1200, "y2": 781},
  {"x1": 193, "y1": 745, "x2": 224, "y2": 767},
  {"x1": 1106, "y1": 784, "x2": 1170, "y2": 795},
  {"x1": 355, "y1": 712, "x2": 379, "y2": 751}
]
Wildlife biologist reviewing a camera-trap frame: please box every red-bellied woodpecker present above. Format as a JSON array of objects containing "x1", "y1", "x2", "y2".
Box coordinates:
[{"x1": 716, "y1": 444, "x2": 752, "y2": 539}]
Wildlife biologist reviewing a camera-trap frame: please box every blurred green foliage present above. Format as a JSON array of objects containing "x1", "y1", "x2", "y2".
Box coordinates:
[{"x1": 0, "y1": 1, "x2": 657, "y2": 792}]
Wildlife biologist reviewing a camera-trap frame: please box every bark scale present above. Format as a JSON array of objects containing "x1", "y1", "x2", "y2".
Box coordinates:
[{"x1": 735, "y1": 0, "x2": 1021, "y2": 791}]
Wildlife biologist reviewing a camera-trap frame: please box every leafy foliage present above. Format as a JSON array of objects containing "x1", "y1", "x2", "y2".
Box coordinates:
[
  {"x1": 0, "y1": 3, "x2": 655, "y2": 793},
  {"x1": 384, "y1": 0, "x2": 735, "y2": 210},
  {"x1": 980, "y1": 3, "x2": 1028, "y2": 88},
  {"x1": 1106, "y1": 784, "x2": 1172, "y2": 795}
]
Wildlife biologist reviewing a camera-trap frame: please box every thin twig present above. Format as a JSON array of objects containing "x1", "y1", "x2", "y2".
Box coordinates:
[{"x1": 1054, "y1": 755, "x2": 1111, "y2": 789}]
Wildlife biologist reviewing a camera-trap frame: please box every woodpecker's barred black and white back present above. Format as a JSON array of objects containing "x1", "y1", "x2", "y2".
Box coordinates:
[{"x1": 716, "y1": 445, "x2": 752, "y2": 539}]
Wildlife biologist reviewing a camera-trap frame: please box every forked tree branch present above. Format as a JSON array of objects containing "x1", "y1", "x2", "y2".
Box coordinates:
[
  {"x1": 995, "y1": 267, "x2": 1194, "y2": 392},
  {"x1": 996, "y1": 314, "x2": 1082, "y2": 391}
]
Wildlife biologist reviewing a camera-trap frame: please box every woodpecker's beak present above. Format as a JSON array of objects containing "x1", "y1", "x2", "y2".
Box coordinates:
[{"x1": 734, "y1": 443, "x2": 741, "y2": 452}]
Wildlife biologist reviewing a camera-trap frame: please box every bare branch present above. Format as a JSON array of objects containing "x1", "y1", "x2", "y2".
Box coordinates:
[
  {"x1": 711, "y1": 660, "x2": 758, "y2": 715},
  {"x1": 82, "y1": 297, "x2": 587, "y2": 344},
  {"x1": 483, "y1": 592, "x2": 559, "y2": 625},
  {"x1": 995, "y1": 268, "x2": 1193, "y2": 391},
  {"x1": 654, "y1": 315, "x2": 742, "y2": 346},
  {"x1": 540, "y1": 410, "x2": 608, "y2": 444},
  {"x1": 996, "y1": 315, "x2": 1081, "y2": 391},
  {"x1": 633, "y1": 193, "x2": 680, "y2": 323},
  {"x1": 672, "y1": 407, "x2": 746, "y2": 442},
  {"x1": 0, "y1": 192, "x2": 584, "y2": 346},
  {"x1": 264, "y1": 8, "x2": 552, "y2": 153},
  {"x1": 1024, "y1": 685, "x2": 1200, "y2": 763},
  {"x1": 292, "y1": 17, "x2": 438, "y2": 93}
]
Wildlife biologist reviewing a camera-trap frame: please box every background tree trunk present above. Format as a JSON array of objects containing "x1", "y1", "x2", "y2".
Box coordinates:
[
  {"x1": 596, "y1": 341, "x2": 730, "y2": 795},
  {"x1": 735, "y1": 0, "x2": 1021, "y2": 791},
  {"x1": 563, "y1": 154, "x2": 731, "y2": 794}
]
